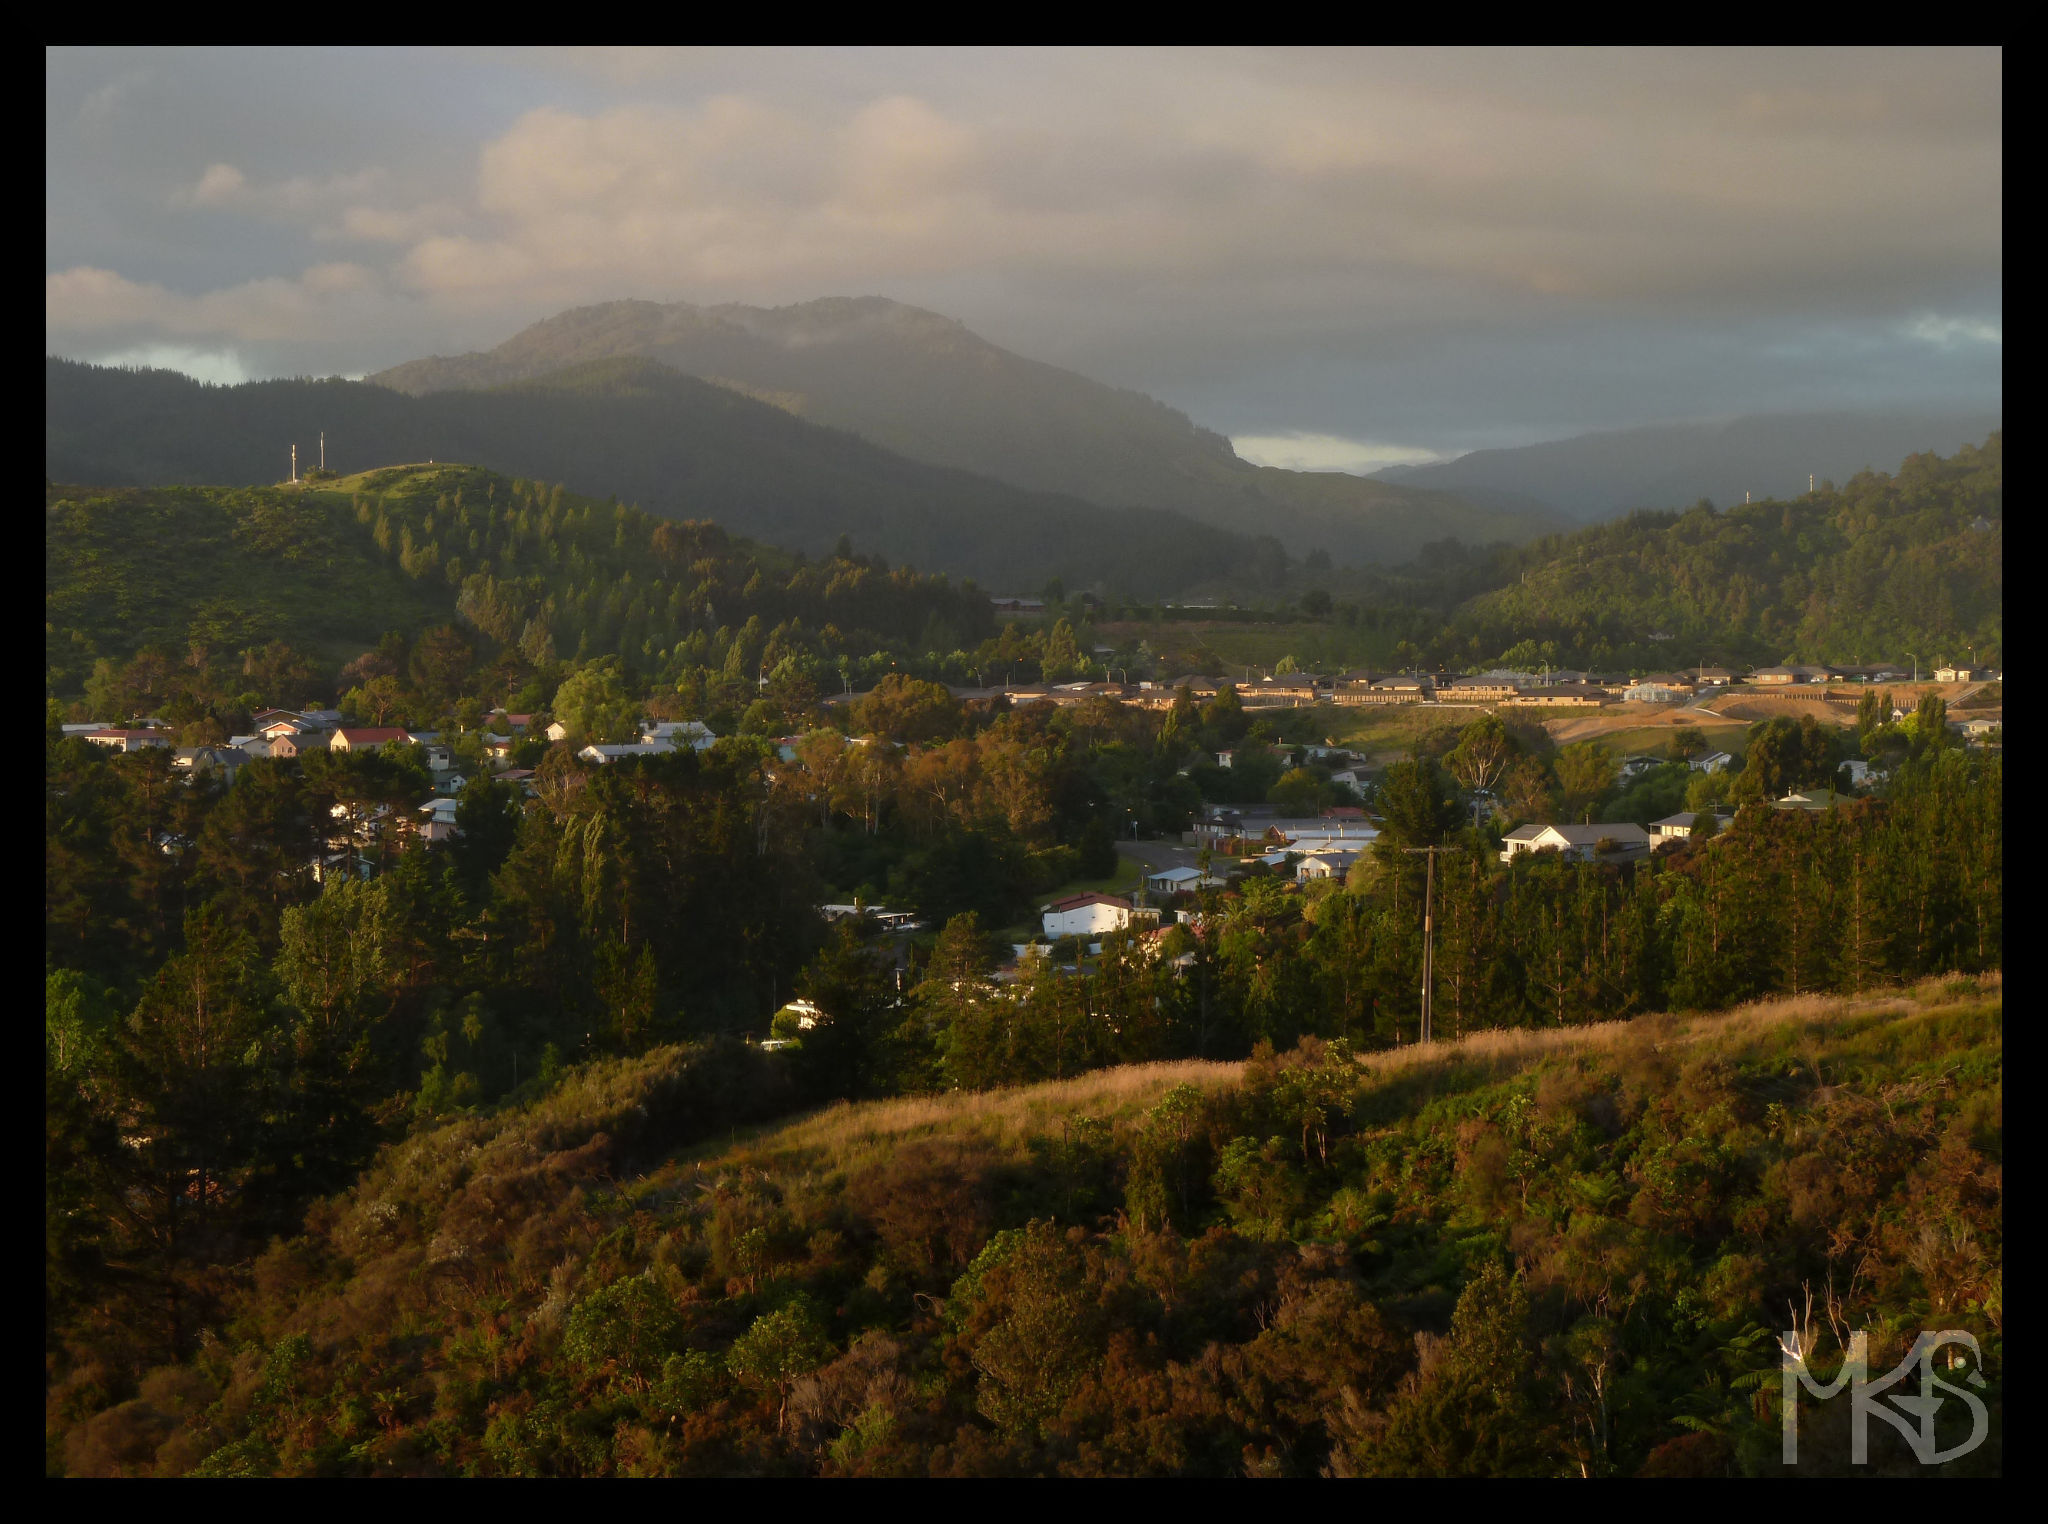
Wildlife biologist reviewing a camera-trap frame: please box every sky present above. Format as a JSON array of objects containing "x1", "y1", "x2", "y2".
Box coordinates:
[{"x1": 47, "y1": 46, "x2": 2002, "y2": 467}]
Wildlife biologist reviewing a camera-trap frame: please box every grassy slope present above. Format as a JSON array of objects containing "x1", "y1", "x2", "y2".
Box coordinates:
[{"x1": 60, "y1": 974, "x2": 1997, "y2": 1477}]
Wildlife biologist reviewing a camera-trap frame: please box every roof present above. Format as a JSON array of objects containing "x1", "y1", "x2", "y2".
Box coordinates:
[
  {"x1": 1046, "y1": 892, "x2": 1133, "y2": 912},
  {"x1": 335, "y1": 727, "x2": 411, "y2": 745},
  {"x1": 1651, "y1": 811, "x2": 1731, "y2": 830},
  {"x1": 1523, "y1": 822, "x2": 1652, "y2": 846},
  {"x1": 1149, "y1": 866, "x2": 1207, "y2": 883}
]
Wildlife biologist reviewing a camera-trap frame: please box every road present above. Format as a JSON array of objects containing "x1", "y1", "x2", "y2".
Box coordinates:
[{"x1": 1115, "y1": 836, "x2": 1202, "y2": 878}]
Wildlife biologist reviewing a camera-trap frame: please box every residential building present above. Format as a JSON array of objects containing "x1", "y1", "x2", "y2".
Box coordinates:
[
  {"x1": 1650, "y1": 810, "x2": 1732, "y2": 845},
  {"x1": 1750, "y1": 665, "x2": 1833, "y2": 685},
  {"x1": 173, "y1": 746, "x2": 246, "y2": 781},
  {"x1": 1690, "y1": 751, "x2": 1735, "y2": 774},
  {"x1": 1296, "y1": 850, "x2": 1361, "y2": 882},
  {"x1": 1935, "y1": 664, "x2": 1986, "y2": 683},
  {"x1": 269, "y1": 729, "x2": 331, "y2": 759},
  {"x1": 1618, "y1": 754, "x2": 1668, "y2": 780},
  {"x1": 1775, "y1": 788, "x2": 1853, "y2": 811},
  {"x1": 1695, "y1": 668, "x2": 1737, "y2": 686},
  {"x1": 1623, "y1": 679, "x2": 1690, "y2": 703},
  {"x1": 1499, "y1": 822, "x2": 1652, "y2": 863},
  {"x1": 82, "y1": 728, "x2": 172, "y2": 752},
  {"x1": 545, "y1": 720, "x2": 571, "y2": 742},
  {"x1": 1042, "y1": 893, "x2": 1156, "y2": 940},
  {"x1": 418, "y1": 797, "x2": 461, "y2": 843},
  {"x1": 331, "y1": 727, "x2": 413, "y2": 752},
  {"x1": 1502, "y1": 685, "x2": 1611, "y2": 709},
  {"x1": 1438, "y1": 675, "x2": 1521, "y2": 702},
  {"x1": 1146, "y1": 865, "x2": 1212, "y2": 895},
  {"x1": 644, "y1": 720, "x2": 717, "y2": 750},
  {"x1": 579, "y1": 742, "x2": 670, "y2": 764}
]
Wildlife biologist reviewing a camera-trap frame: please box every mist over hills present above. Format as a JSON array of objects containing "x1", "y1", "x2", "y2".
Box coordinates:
[
  {"x1": 1373, "y1": 410, "x2": 2004, "y2": 520},
  {"x1": 369, "y1": 296, "x2": 1568, "y2": 563},
  {"x1": 44, "y1": 356, "x2": 1264, "y2": 597}
]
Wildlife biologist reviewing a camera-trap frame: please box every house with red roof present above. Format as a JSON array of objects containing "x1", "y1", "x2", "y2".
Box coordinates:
[{"x1": 1041, "y1": 892, "x2": 1160, "y2": 940}]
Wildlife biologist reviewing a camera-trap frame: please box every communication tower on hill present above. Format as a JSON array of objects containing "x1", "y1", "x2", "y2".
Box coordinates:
[{"x1": 290, "y1": 443, "x2": 297, "y2": 484}]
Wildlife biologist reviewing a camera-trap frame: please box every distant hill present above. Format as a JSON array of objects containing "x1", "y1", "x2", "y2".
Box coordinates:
[
  {"x1": 369, "y1": 296, "x2": 1567, "y2": 563},
  {"x1": 46, "y1": 356, "x2": 1264, "y2": 598},
  {"x1": 1445, "y1": 433, "x2": 2002, "y2": 669},
  {"x1": 1374, "y1": 410, "x2": 2004, "y2": 521}
]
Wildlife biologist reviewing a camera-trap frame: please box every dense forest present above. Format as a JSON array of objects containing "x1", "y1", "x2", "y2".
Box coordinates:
[{"x1": 46, "y1": 357, "x2": 1276, "y2": 595}]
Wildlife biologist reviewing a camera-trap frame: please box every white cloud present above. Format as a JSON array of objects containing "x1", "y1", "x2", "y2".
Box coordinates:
[
  {"x1": 1904, "y1": 313, "x2": 2001, "y2": 347},
  {"x1": 92, "y1": 342, "x2": 250, "y2": 385},
  {"x1": 47, "y1": 262, "x2": 388, "y2": 343},
  {"x1": 1230, "y1": 432, "x2": 1451, "y2": 474},
  {"x1": 189, "y1": 162, "x2": 246, "y2": 205}
]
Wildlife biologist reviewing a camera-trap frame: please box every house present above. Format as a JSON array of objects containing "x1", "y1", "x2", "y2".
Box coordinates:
[
  {"x1": 1650, "y1": 810, "x2": 1732, "y2": 845},
  {"x1": 417, "y1": 797, "x2": 461, "y2": 843},
  {"x1": 269, "y1": 729, "x2": 331, "y2": 759},
  {"x1": 1775, "y1": 788, "x2": 1852, "y2": 811},
  {"x1": 1296, "y1": 850, "x2": 1361, "y2": 882},
  {"x1": 82, "y1": 728, "x2": 173, "y2": 752},
  {"x1": 173, "y1": 746, "x2": 246, "y2": 781},
  {"x1": 989, "y1": 596, "x2": 1046, "y2": 615},
  {"x1": 422, "y1": 743, "x2": 454, "y2": 771},
  {"x1": 1618, "y1": 754, "x2": 1667, "y2": 781},
  {"x1": 1957, "y1": 716, "x2": 2000, "y2": 740},
  {"x1": 1935, "y1": 664, "x2": 1985, "y2": 684},
  {"x1": 1502, "y1": 685, "x2": 1611, "y2": 709},
  {"x1": 1499, "y1": 822, "x2": 1652, "y2": 863},
  {"x1": 1690, "y1": 751, "x2": 1735, "y2": 774},
  {"x1": 1623, "y1": 680, "x2": 1689, "y2": 703},
  {"x1": 644, "y1": 720, "x2": 717, "y2": 751},
  {"x1": 1438, "y1": 675, "x2": 1521, "y2": 702},
  {"x1": 1750, "y1": 665, "x2": 1833, "y2": 685},
  {"x1": 545, "y1": 720, "x2": 571, "y2": 742},
  {"x1": 579, "y1": 742, "x2": 670, "y2": 764},
  {"x1": 1042, "y1": 893, "x2": 1152, "y2": 940},
  {"x1": 775, "y1": 998, "x2": 828, "y2": 1031},
  {"x1": 331, "y1": 727, "x2": 413, "y2": 752},
  {"x1": 1695, "y1": 668, "x2": 1737, "y2": 686},
  {"x1": 489, "y1": 711, "x2": 534, "y2": 734},
  {"x1": 59, "y1": 721, "x2": 111, "y2": 736},
  {"x1": 1146, "y1": 865, "x2": 1211, "y2": 895}
]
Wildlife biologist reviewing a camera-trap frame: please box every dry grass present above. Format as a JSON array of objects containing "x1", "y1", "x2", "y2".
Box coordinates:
[
  {"x1": 1358, "y1": 971, "x2": 2001, "y2": 1084},
  {"x1": 675, "y1": 975, "x2": 1998, "y2": 1175},
  {"x1": 707, "y1": 1059, "x2": 1242, "y2": 1173},
  {"x1": 1711, "y1": 695, "x2": 1856, "y2": 727}
]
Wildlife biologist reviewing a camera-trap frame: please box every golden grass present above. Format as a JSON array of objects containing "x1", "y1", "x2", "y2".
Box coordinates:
[
  {"x1": 1358, "y1": 971, "x2": 2001, "y2": 1082},
  {"x1": 672, "y1": 974, "x2": 1998, "y2": 1176}
]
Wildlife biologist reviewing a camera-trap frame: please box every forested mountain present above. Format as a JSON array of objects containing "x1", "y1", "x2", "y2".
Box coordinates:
[
  {"x1": 46, "y1": 357, "x2": 1265, "y2": 597},
  {"x1": 365, "y1": 297, "x2": 1568, "y2": 564},
  {"x1": 1375, "y1": 410, "x2": 2003, "y2": 522},
  {"x1": 1437, "y1": 434, "x2": 2002, "y2": 670}
]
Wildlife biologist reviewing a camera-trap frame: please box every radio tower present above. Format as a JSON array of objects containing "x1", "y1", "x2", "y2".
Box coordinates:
[
  {"x1": 320, "y1": 431, "x2": 325, "y2": 471},
  {"x1": 290, "y1": 443, "x2": 297, "y2": 484}
]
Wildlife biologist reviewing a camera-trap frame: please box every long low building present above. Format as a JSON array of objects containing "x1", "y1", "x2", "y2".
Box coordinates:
[{"x1": 1043, "y1": 892, "x2": 1160, "y2": 939}]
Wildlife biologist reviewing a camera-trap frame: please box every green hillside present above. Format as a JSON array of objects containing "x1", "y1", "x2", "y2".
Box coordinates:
[
  {"x1": 1448, "y1": 434, "x2": 2002, "y2": 670},
  {"x1": 50, "y1": 979, "x2": 2000, "y2": 1477},
  {"x1": 46, "y1": 356, "x2": 1264, "y2": 598},
  {"x1": 367, "y1": 296, "x2": 1569, "y2": 564},
  {"x1": 46, "y1": 463, "x2": 995, "y2": 704}
]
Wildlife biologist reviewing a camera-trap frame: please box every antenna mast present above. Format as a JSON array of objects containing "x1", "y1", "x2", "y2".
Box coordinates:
[
  {"x1": 320, "y1": 431, "x2": 325, "y2": 471},
  {"x1": 290, "y1": 443, "x2": 297, "y2": 484}
]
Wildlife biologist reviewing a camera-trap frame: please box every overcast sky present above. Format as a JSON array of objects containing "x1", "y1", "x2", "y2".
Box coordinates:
[{"x1": 47, "y1": 46, "x2": 2001, "y2": 466}]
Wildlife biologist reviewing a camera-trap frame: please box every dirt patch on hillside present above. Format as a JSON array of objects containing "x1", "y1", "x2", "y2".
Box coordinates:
[{"x1": 1543, "y1": 707, "x2": 1746, "y2": 745}]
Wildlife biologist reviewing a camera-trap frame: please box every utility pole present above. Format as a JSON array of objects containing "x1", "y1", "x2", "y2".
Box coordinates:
[
  {"x1": 1402, "y1": 844, "x2": 1448, "y2": 1045},
  {"x1": 290, "y1": 443, "x2": 297, "y2": 484},
  {"x1": 320, "y1": 431, "x2": 325, "y2": 471}
]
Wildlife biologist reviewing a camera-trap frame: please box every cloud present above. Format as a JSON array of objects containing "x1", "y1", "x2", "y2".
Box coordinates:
[
  {"x1": 45, "y1": 47, "x2": 2002, "y2": 445},
  {"x1": 1231, "y1": 432, "x2": 1450, "y2": 474},
  {"x1": 1905, "y1": 313, "x2": 2001, "y2": 348},
  {"x1": 47, "y1": 262, "x2": 387, "y2": 343},
  {"x1": 91, "y1": 342, "x2": 250, "y2": 385}
]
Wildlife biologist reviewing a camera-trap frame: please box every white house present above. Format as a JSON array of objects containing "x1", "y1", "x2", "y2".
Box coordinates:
[
  {"x1": 1499, "y1": 822, "x2": 1652, "y2": 863},
  {"x1": 1618, "y1": 754, "x2": 1666, "y2": 780},
  {"x1": 545, "y1": 720, "x2": 570, "y2": 742},
  {"x1": 1650, "y1": 810, "x2": 1732, "y2": 845},
  {"x1": 579, "y1": 742, "x2": 671, "y2": 764},
  {"x1": 1296, "y1": 850, "x2": 1361, "y2": 882},
  {"x1": 1146, "y1": 866, "x2": 1210, "y2": 895},
  {"x1": 1690, "y1": 751, "x2": 1735, "y2": 774},
  {"x1": 1042, "y1": 893, "x2": 1156, "y2": 940},
  {"x1": 644, "y1": 720, "x2": 717, "y2": 751},
  {"x1": 1843, "y1": 758, "x2": 1875, "y2": 786},
  {"x1": 418, "y1": 797, "x2": 461, "y2": 843}
]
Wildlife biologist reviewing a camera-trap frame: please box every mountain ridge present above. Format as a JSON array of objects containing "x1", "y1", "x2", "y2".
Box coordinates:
[{"x1": 368, "y1": 296, "x2": 1569, "y2": 562}]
